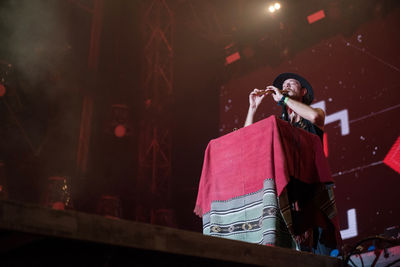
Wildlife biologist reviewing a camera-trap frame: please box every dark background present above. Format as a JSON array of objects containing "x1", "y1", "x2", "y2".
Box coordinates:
[{"x1": 0, "y1": 0, "x2": 399, "y2": 247}]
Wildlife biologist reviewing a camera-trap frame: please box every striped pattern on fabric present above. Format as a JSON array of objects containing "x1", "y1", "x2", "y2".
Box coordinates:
[{"x1": 202, "y1": 178, "x2": 296, "y2": 248}]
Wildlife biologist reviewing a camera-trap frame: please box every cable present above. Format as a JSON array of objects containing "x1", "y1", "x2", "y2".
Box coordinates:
[
  {"x1": 347, "y1": 249, "x2": 365, "y2": 267},
  {"x1": 348, "y1": 257, "x2": 358, "y2": 267},
  {"x1": 359, "y1": 252, "x2": 365, "y2": 267},
  {"x1": 371, "y1": 249, "x2": 383, "y2": 267},
  {"x1": 343, "y1": 236, "x2": 400, "y2": 267}
]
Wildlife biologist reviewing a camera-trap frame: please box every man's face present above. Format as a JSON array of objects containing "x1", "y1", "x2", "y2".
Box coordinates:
[{"x1": 282, "y1": 78, "x2": 307, "y2": 101}]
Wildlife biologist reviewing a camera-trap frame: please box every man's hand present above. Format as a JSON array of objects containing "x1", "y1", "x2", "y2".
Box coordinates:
[
  {"x1": 245, "y1": 88, "x2": 269, "y2": 127},
  {"x1": 264, "y1": 85, "x2": 325, "y2": 129},
  {"x1": 249, "y1": 88, "x2": 267, "y2": 109},
  {"x1": 265, "y1": 86, "x2": 284, "y2": 103}
]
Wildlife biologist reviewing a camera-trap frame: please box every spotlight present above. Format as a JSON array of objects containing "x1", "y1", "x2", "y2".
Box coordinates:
[
  {"x1": 114, "y1": 124, "x2": 127, "y2": 138},
  {"x1": 268, "y1": 6, "x2": 276, "y2": 13},
  {"x1": 268, "y1": 3, "x2": 281, "y2": 13}
]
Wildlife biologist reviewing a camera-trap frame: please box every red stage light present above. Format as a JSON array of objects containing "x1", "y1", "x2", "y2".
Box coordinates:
[
  {"x1": 0, "y1": 83, "x2": 6, "y2": 97},
  {"x1": 383, "y1": 136, "x2": 400, "y2": 174},
  {"x1": 45, "y1": 176, "x2": 70, "y2": 210},
  {"x1": 307, "y1": 10, "x2": 326, "y2": 24},
  {"x1": 114, "y1": 124, "x2": 126, "y2": 138},
  {"x1": 323, "y1": 132, "x2": 329, "y2": 157},
  {"x1": 225, "y1": 52, "x2": 241, "y2": 65}
]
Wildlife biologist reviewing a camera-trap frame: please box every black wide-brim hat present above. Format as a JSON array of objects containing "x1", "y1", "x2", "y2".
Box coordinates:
[{"x1": 273, "y1": 72, "x2": 314, "y2": 105}]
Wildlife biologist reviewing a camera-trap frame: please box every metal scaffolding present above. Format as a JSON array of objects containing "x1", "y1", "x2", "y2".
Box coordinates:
[
  {"x1": 137, "y1": 0, "x2": 174, "y2": 223},
  {"x1": 75, "y1": 0, "x2": 104, "y2": 179}
]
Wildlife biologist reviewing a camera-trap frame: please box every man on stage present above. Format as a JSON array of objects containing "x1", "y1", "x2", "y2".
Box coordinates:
[
  {"x1": 244, "y1": 73, "x2": 341, "y2": 255},
  {"x1": 245, "y1": 72, "x2": 325, "y2": 141}
]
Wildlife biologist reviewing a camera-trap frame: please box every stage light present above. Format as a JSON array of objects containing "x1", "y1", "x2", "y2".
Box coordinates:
[
  {"x1": 268, "y1": 6, "x2": 276, "y2": 13},
  {"x1": 225, "y1": 52, "x2": 241, "y2": 65},
  {"x1": 105, "y1": 104, "x2": 131, "y2": 138},
  {"x1": 0, "y1": 83, "x2": 6, "y2": 97},
  {"x1": 268, "y1": 3, "x2": 281, "y2": 13},
  {"x1": 307, "y1": 10, "x2": 326, "y2": 24},
  {"x1": 323, "y1": 133, "x2": 329, "y2": 157},
  {"x1": 114, "y1": 124, "x2": 127, "y2": 138},
  {"x1": 224, "y1": 42, "x2": 241, "y2": 65},
  {"x1": 45, "y1": 176, "x2": 71, "y2": 210}
]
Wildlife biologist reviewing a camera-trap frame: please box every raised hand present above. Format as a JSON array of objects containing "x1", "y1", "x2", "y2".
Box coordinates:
[
  {"x1": 249, "y1": 88, "x2": 267, "y2": 110},
  {"x1": 265, "y1": 86, "x2": 284, "y2": 103}
]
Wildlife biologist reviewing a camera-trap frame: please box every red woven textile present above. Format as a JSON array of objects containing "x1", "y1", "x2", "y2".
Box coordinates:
[{"x1": 194, "y1": 116, "x2": 334, "y2": 217}]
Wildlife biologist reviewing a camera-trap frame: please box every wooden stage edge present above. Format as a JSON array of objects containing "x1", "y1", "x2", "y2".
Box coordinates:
[{"x1": 0, "y1": 200, "x2": 342, "y2": 266}]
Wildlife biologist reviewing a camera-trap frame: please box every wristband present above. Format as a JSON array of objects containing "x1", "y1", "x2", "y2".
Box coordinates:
[
  {"x1": 284, "y1": 96, "x2": 289, "y2": 105},
  {"x1": 278, "y1": 96, "x2": 287, "y2": 106}
]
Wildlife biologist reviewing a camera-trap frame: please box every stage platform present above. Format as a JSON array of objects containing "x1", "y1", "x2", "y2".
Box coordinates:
[{"x1": 0, "y1": 200, "x2": 343, "y2": 266}]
